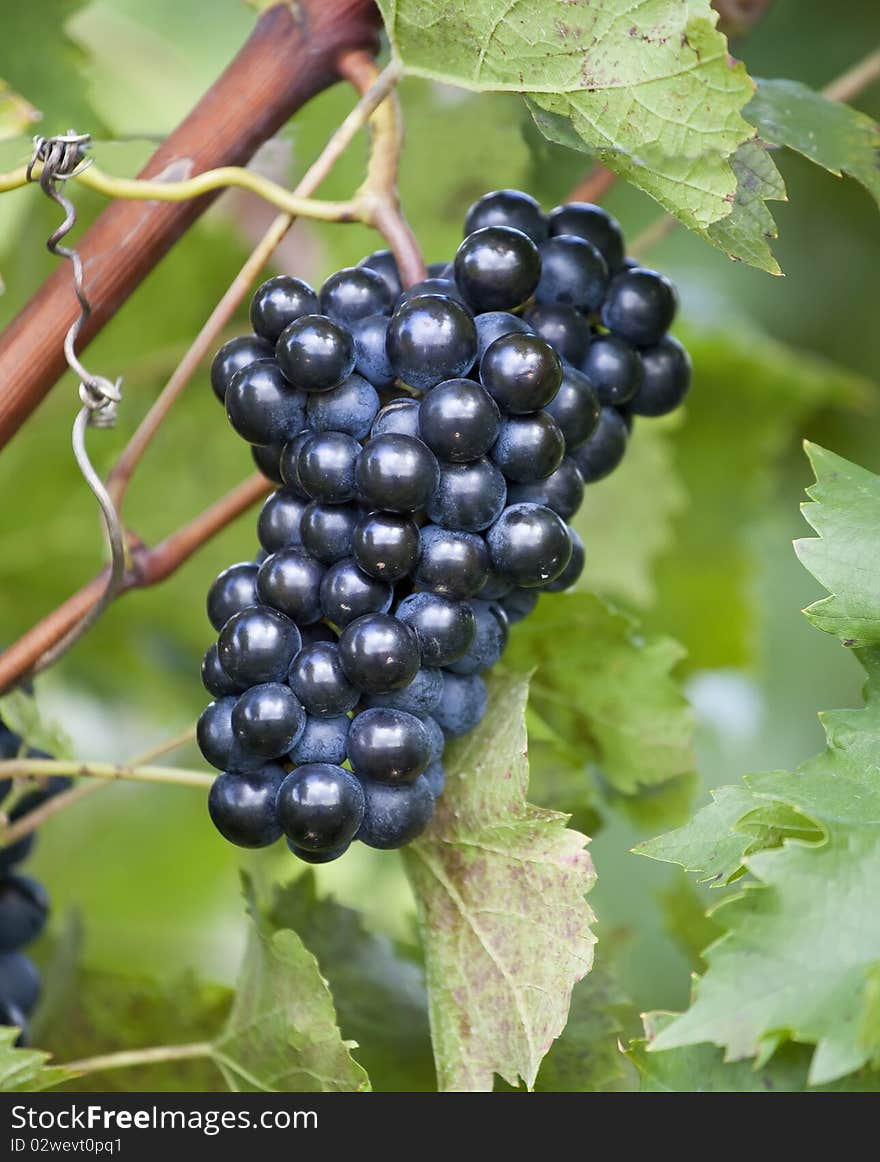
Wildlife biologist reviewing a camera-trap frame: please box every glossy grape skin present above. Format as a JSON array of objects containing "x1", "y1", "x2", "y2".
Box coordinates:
[
  {"x1": 543, "y1": 528, "x2": 586, "y2": 592},
  {"x1": 257, "y1": 549, "x2": 326, "y2": 626},
  {"x1": 201, "y1": 642, "x2": 245, "y2": 698},
  {"x1": 251, "y1": 442, "x2": 285, "y2": 485},
  {"x1": 500, "y1": 587, "x2": 539, "y2": 624},
  {"x1": 536, "y1": 235, "x2": 609, "y2": 312},
  {"x1": 289, "y1": 715, "x2": 350, "y2": 766},
  {"x1": 398, "y1": 278, "x2": 468, "y2": 308},
  {"x1": 278, "y1": 431, "x2": 311, "y2": 496},
  {"x1": 288, "y1": 641, "x2": 360, "y2": 718},
  {"x1": 257, "y1": 488, "x2": 307, "y2": 553},
  {"x1": 364, "y1": 667, "x2": 443, "y2": 716},
  {"x1": 347, "y1": 707, "x2": 431, "y2": 785},
  {"x1": 386, "y1": 295, "x2": 477, "y2": 391},
  {"x1": 371, "y1": 398, "x2": 422, "y2": 440},
  {"x1": 395, "y1": 592, "x2": 476, "y2": 667},
  {"x1": 276, "y1": 764, "x2": 365, "y2": 852},
  {"x1": 0, "y1": 876, "x2": 48, "y2": 952},
  {"x1": 217, "y1": 606, "x2": 301, "y2": 686},
  {"x1": 276, "y1": 315, "x2": 355, "y2": 393},
  {"x1": 414, "y1": 525, "x2": 490, "y2": 599},
  {"x1": 522, "y1": 302, "x2": 592, "y2": 367},
  {"x1": 296, "y1": 431, "x2": 361, "y2": 504},
  {"x1": 419, "y1": 379, "x2": 501, "y2": 463},
  {"x1": 352, "y1": 512, "x2": 420, "y2": 581},
  {"x1": 487, "y1": 502, "x2": 572, "y2": 588},
  {"x1": 320, "y1": 558, "x2": 393, "y2": 628},
  {"x1": 356, "y1": 434, "x2": 440, "y2": 513},
  {"x1": 0, "y1": 951, "x2": 40, "y2": 1014},
  {"x1": 464, "y1": 189, "x2": 548, "y2": 245},
  {"x1": 474, "y1": 311, "x2": 534, "y2": 361},
  {"x1": 250, "y1": 275, "x2": 319, "y2": 341},
  {"x1": 231, "y1": 682, "x2": 306, "y2": 759},
  {"x1": 358, "y1": 249, "x2": 402, "y2": 299},
  {"x1": 206, "y1": 562, "x2": 259, "y2": 632},
  {"x1": 426, "y1": 457, "x2": 507, "y2": 533},
  {"x1": 226, "y1": 360, "x2": 308, "y2": 446},
  {"x1": 338, "y1": 613, "x2": 421, "y2": 693},
  {"x1": 568, "y1": 406, "x2": 628, "y2": 483},
  {"x1": 319, "y1": 266, "x2": 393, "y2": 324},
  {"x1": 208, "y1": 766, "x2": 285, "y2": 848},
  {"x1": 544, "y1": 365, "x2": 601, "y2": 449},
  {"x1": 423, "y1": 761, "x2": 446, "y2": 800},
  {"x1": 356, "y1": 775, "x2": 435, "y2": 849},
  {"x1": 433, "y1": 672, "x2": 488, "y2": 737},
  {"x1": 491, "y1": 412, "x2": 566, "y2": 484},
  {"x1": 198, "y1": 697, "x2": 264, "y2": 772},
  {"x1": 581, "y1": 334, "x2": 643, "y2": 406},
  {"x1": 306, "y1": 373, "x2": 380, "y2": 440},
  {"x1": 480, "y1": 333, "x2": 563, "y2": 415},
  {"x1": 300, "y1": 501, "x2": 359, "y2": 566},
  {"x1": 351, "y1": 314, "x2": 396, "y2": 390},
  {"x1": 446, "y1": 599, "x2": 509, "y2": 675},
  {"x1": 454, "y1": 226, "x2": 541, "y2": 313},
  {"x1": 547, "y1": 202, "x2": 625, "y2": 272},
  {"x1": 210, "y1": 335, "x2": 273, "y2": 403},
  {"x1": 629, "y1": 335, "x2": 691, "y2": 416},
  {"x1": 602, "y1": 267, "x2": 677, "y2": 347},
  {"x1": 508, "y1": 457, "x2": 585, "y2": 521}
]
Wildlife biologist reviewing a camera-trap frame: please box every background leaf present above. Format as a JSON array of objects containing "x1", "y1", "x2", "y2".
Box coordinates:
[
  {"x1": 0, "y1": 689, "x2": 74, "y2": 758},
  {"x1": 0, "y1": 1029, "x2": 79, "y2": 1093}
]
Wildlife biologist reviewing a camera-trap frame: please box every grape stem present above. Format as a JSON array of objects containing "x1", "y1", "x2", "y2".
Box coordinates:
[
  {"x1": 566, "y1": 165, "x2": 617, "y2": 205},
  {"x1": 62, "y1": 1042, "x2": 214, "y2": 1077},
  {"x1": 0, "y1": 758, "x2": 212, "y2": 795}
]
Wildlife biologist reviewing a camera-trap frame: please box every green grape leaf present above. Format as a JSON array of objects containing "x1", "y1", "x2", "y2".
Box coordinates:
[
  {"x1": 0, "y1": 688, "x2": 73, "y2": 758},
  {"x1": 377, "y1": 0, "x2": 765, "y2": 262},
  {"x1": 403, "y1": 671, "x2": 595, "y2": 1092},
  {"x1": 635, "y1": 785, "x2": 758, "y2": 886},
  {"x1": 746, "y1": 78, "x2": 880, "y2": 209},
  {"x1": 0, "y1": 1028, "x2": 79, "y2": 1093},
  {"x1": 705, "y1": 140, "x2": 786, "y2": 275},
  {"x1": 795, "y1": 442, "x2": 880, "y2": 649},
  {"x1": 213, "y1": 887, "x2": 370, "y2": 1092}
]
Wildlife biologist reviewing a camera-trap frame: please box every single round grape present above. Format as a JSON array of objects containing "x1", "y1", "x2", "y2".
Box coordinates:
[
  {"x1": 289, "y1": 714, "x2": 350, "y2": 766},
  {"x1": 415, "y1": 525, "x2": 489, "y2": 599},
  {"x1": 202, "y1": 642, "x2": 245, "y2": 698},
  {"x1": 508, "y1": 456, "x2": 585, "y2": 520},
  {"x1": 257, "y1": 549, "x2": 326, "y2": 625},
  {"x1": 491, "y1": 412, "x2": 565, "y2": 484},
  {"x1": 338, "y1": 613, "x2": 421, "y2": 693},
  {"x1": 446, "y1": 599, "x2": 509, "y2": 675},
  {"x1": 250, "y1": 275, "x2": 319, "y2": 341},
  {"x1": 207, "y1": 562, "x2": 259, "y2": 632},
  {"x1": 581, "y1": 334, "x2": 643, "y2": 406},
  {"x1": 276, "y1": 315, "x2": 355, "y2": 393},
  {"x1": 568, "y1": 407, "x2": 628, "y2": 482},
  {"x1": 231, "y1": 683, "x2": 305, "y2": 759},
  {"x1": 0, "y1": 951, "x2": 40, "y2": 1015},
  {"x1": 547, "y1": 202, "x2": 625, "y2": 272},
  {"x1": 629, "y1": 335, "x2": 691, "y2": 416},
  {"x1": 398, "y1": 278, "x2": 469, "y2": 308},
  {"x1": 257, "y1": 488, "x2": 307, "y2": 553},
  {"x1": 208, "y1": 766, "x2": 284, "y2": 848},
  {"x1": 543, "y1": 529, "x2": 586, "y2": 592},
  {"x1": 276, "y1": 764, "x2": 365, "y2": 852},
  {"x1": 474, "y1": 311, "x2": 534, "y2": 361},
  {"x1": 300, "y1": 501, "x2": 359, "y2": 565},
  {"x1": 319, "y1": 266, "x2": 393, "y2": 324},
  {"x1": 395, "y1": 592, "x2": 476, "y2": 668},
  {"x1": 351, "y1": 314, "x2": 396, "y2": 390},
  {"x1": 306, "y1": 373, "x2": 380, "y2": 440},
  {"x1": 0, "y1": 876, "x2": 48, "y2": 952},
  {"x1": 523, "y1": 302, "x2": 592, "y2": 366},
  {"x1": 320, "y1": 558, "x2": 393, "y2": 628},
  {"x1": 480, "y1": 333, "x2": 563, "y2": 415},
  {"x1": 226, "y1": 360, "x2": 307, "y2": 446},
  {"x1": 371, "y1": 398, "x2": 421, "y2": 440},
  {"x1": 426, "y1": 457, "x2": 507, "y2": 533},
  {"x1": 251, "y1": 442, "x2": 285, "y2": 485},
  {"x1": 289, "y1": 641, "x2": 360, "y2": 717},
  {"x1": 197, "y1": 697, "x2": 264, "y2": 772},
  {"x1": 352, "y1": 512, "x2": 420, "y2": 581},
  {"x1": 602, "y1": 267, "x2": 677, "y2": 347},
  {"x1": 487, "y1": 503, "x2": 572, "y2": 588},
  {"x1": 217, "y1": 606, "x2": 301, "y2": 686},
  {"x1": 544, "y1": 365, "x2": 601, "y2": 448},
  {"x1": 419, "y1": 379, "x2": 501, "y2": 463},
  {"x1": 536, "y1": 235, "x2": 608, "y2": 312},
  {"x1": 364, "y1": 667, "x2": 443, "y2": 717},
  {"x1": 347, "y1": 707, "x2": 431, "y2": 785},
  {"x1": 356, "y1": 433, "x2": 440, "y2": 513},
  {"x1": 433, "y1": 672, "x2": 488, "y2": 737},
  {"x1": 386, "y1": 296, "x2": 477, "y2": 391},
  {"x1": 454, "y1": 226, "x2": 541, "y2": 313},
  {"x1": 358, "y1": 249, "x2": 402, "y2": 299},
  {"x1": 278, "y1": 431, "x2": 312, "y2": 496},
  {"x1": 500, "y1": 587, "x2": 539, "y2": 623},
  {"x1": 357, "y1": 775, "x2": 435, "y2": 849},
  {"x1": 210, "y1": 335, "x2": 273, "y2": 403},
  {"x1": 423, "y1": 761, "x2": 445, "y2": 800},
  {"x1": 464, "y1": 189, "x2": 548, "y2": 245},
  {"x1": 296, "y1": 431, "x2": 361, "y2": 504}
]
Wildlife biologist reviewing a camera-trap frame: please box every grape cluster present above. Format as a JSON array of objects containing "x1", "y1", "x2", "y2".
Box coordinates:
[
  {"x1": 201, "y1": 189, "x2": 691, "y2": 864},
  {"x1": 0, "y1": 718, "x2": 66, "y2": 1044}
]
